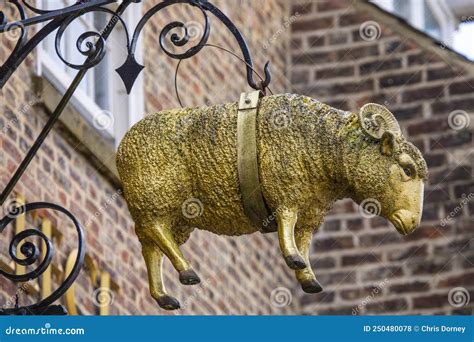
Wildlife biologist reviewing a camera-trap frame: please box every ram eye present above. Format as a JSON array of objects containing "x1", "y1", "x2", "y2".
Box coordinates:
[{"x1": 402, "y1": 166, "x2": 415, "y2": 178}]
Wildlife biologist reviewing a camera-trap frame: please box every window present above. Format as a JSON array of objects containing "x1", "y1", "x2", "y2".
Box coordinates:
[
  {"x1": 37, "y1": 0, "x2": 144, "y2": 147},
  {"x1": 371, "y1": 0, "x2": 455, "y2": 44}
]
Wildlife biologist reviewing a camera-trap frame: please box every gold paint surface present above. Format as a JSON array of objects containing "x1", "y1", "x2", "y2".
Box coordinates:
[{"x1": 116, "y1": 94, "x2": 428, "y2": 309}]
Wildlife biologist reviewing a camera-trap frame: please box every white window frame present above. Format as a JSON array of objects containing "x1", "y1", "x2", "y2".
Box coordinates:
[{"x1": 36, "y1": 1, "x2": 144, "y2": 147}]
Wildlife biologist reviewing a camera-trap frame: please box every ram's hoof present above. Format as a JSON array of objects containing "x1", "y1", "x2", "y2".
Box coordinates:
[
  {"x1": 156, "y1": 295, "x2": 181, "y2": 310},
  {"x1": 179, "y1": 269, "x2": 201, "y2": 285},
  {"x1": 285, "y1": 254, "x2": 307, "y2": 270},
  {"x1": 301, "y1": 279, "x2": 323, "y2": 294}
]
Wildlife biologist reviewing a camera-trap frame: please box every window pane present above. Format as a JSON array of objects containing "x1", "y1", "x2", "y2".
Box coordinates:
[
  {"x1": 424, "y1": 2, "x2": 441, "y2": 39},
  {"x1": 393, "y1": 0, "x2": 411, "y2": 19},
  {"x1": 42, "y1": 0, "x2": 67, "y2": 74},
  {"x1": 93, "y1": 12, "x2": 110, "y2": 110}
]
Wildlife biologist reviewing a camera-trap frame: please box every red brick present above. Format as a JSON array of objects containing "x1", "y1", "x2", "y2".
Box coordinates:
[
  {"x1": 293, "y1": 51, "x2": 336, "y2": 64},
  {"x1": 292, "y1": 16, "x2": 334, "y2": 32},
  {"x1": 318, "y1": 271, "x2": 357, "y2": 286},
  {"x1": 423, "y1": 153, "x2": 446, "y2": 168},
  {"x1": 360, "y1": 58, "x2": 402, "y2": 74},
  {"x1": 342, "y1": 252, "x2": 381, "y2": 266},
  {"x1": 290, "y1": 2, "x2": 313, "y2": 15},
  {"x1": 366, "y1": 298, "x2": 408, "y2": 313},
  {"x1": 316, "y1": 66, "x2": 354, "y2": 79},
  {"x1": 339, "y1": 13, "x2": 369, "y2": 26},
  {"x1": 402, "y1": 86, "x2": 445, "y2": 102},
  {"x1": 362, "y1": 266, "x2": 404, "y2": 281},
  {"x1": 431, "y1": 98, "x2": 474, "y2": 115},
  {"x1": 307, "y1": 34, "x2": 326, "y2": 47},
  {"x1": 313, "y1": 236, "x2": 354, "y2": 252},
  {"x1": 407, "y1": 51, "x2": 439, "y2": 65},
  {"x1": 407, "y1": 117, "x2": 450, "y2": 136},
  {"x1": 430, "y1": 131, "x2": 472, "y2": 150},
  {"x1": 449, "y1": 79, "x2": 474, "y2": 95},
  {"x1": 337, "y1": 45, "x2": 379, "y2": 60},
  {"x1": 410, "y1": 260, "x2": 452, "y2": 275},
  {"x1": 384, "y1": 39, "x2": 416, "y2": 53},
  {"x1": 310, "y1": 256, "x2": 337, "y2": 269},
  {"x1": 328, "y1": 32, "x2": 349, "y2": 45},
  {"x1": 427, "y1": 66, "x2": 460, "y2": 81},
  {"x1": 340, "y1": 287, "x2": 377, "y2": 300},
  {"x1": 392, "y1": 105, "x2": 423, "y2": 121},
  {"x1": 291, "y1": 70, "x2": 310, "y2": 84},
  {"x1": 424, "y1": 187, "x2": 450, "y2": 204},
  {"x1": 413, "y1": 294, "x2": 448, "y2": 309},
  {"x1": 388, "y1": 245, "x2": 428, "y2": 261},
  {"x1": 360, "y1": 232, "x2": 402, "y2": 247},
  {"x1": 380, "y1": 71, "x2": 422, "y2": 88},
  {"x1": 316, "y1": 0, "x2": 348, "y2": 12},
  {"x1": 429, "y1": 166, "x2": 471, "y2": 184},
  {"x1": 389, "y1": 281, "x2": 429, "y2": 294},
  {"x1": 330, "y1": 79, "x2": 374, "y2": 94},
  {"x1": 405, "y1": 227, "x2": 445, "y2": 241}
]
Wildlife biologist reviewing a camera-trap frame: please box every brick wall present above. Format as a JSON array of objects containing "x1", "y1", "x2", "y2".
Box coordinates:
[
  {"x1": 289, "y1": 0, "x2": 473, "y2": 315},
  {"x1": 1, "y1": 0, "x2": 472, "y2": 317},
  {"x1": 0, "y1": 0, "x2": 299, "y2": 315}
]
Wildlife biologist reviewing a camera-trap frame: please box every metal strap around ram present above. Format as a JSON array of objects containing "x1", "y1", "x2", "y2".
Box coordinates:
[{"x1": 237, "y1": 91, "x2": 277, "y2": 233}]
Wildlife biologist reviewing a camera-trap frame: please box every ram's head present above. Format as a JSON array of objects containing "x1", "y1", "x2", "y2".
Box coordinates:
[{"x1": 352, "y1": 104, "x2": 428, "y2": 235}]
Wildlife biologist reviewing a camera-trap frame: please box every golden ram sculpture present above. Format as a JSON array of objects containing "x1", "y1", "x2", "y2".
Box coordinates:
[{"x1": 116, "y1": 94, "x2": 427, "y2": 310}]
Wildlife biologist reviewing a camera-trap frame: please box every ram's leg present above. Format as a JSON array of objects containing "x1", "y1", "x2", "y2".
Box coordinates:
[
  {"x1": 295, "y1": 227, "x2": 323, "y2": 293},
  {"x1": 276, "y1": 208, "x2": 306, "y2": 270},
  {"x1": 145, "y1": 219, "x2": 201, "y2": 286},
  {"x1": 141, "y1": 243, "x2": 180, "y2": 310}
]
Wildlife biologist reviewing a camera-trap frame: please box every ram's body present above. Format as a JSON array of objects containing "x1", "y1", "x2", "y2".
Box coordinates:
[
  {"x1": 116, "y1": 93, "x2": 427, "y2": 310},
  {"x1": 117, "y1": 94, "x2": 348, "y2": 237}
]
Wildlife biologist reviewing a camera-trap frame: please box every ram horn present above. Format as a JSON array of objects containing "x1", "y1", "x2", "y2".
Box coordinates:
[{"x1": 358, "y1": 103, "x2": 401, "y2": 140}]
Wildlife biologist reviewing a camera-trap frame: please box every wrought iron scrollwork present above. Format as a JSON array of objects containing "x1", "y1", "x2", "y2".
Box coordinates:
[
  {"x1": 0, "y1": 0, "x2": 272, "y2": 315},
  {"x1": 0, "y1": 202, "x2": 85, "y2": 315},
  {"x1": 117, "y1": 0, "x2": 271, "y2": 93},
  {"x1": 0, "y1": 0, "x2": 28, "y2": 71},
  {"x1": 54, "y1": 7, "x2": 131, "y2": 71},
  {"x1": 0, "y1": 0, "x2": 272, "y2": 93}
]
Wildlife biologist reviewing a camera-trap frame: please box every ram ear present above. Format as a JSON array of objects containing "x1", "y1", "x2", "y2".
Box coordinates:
[{"x1": 380, "y1": 131, "x2": 397, "y2": 156}]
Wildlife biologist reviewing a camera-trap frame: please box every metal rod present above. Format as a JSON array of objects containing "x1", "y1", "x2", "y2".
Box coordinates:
[
  {"x1": 0, "y1": 0, "x2": 133, "y2": 206},
  {"x1": 0, "y1": 71, "x2": 85, "y2": 205},
  {"x1": 0, "y1": 0, "x2": 116, "y2": 33}
]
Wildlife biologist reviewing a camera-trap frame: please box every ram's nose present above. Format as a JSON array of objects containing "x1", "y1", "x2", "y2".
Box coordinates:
[{"x1": 389, "y1": 209, "x2": 421, "y2": 235}]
